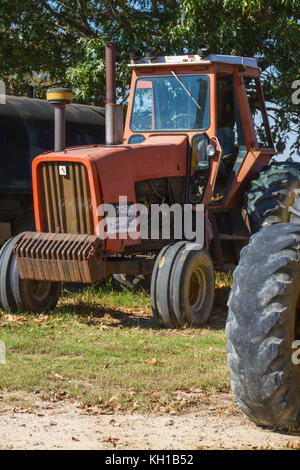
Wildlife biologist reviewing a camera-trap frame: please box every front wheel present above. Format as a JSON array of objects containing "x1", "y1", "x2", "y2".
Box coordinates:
[
  {"x1": 0, "y1": 234, "x2": 61, "y2": 313},
  {"x1": 151, "y1": 241, "x2": 215, "y2": 328}
]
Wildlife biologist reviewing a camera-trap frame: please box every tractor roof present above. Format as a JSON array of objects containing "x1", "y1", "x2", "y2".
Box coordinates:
[{"x1": 128, "y1": 54, "x2": 258, "y2": 69}]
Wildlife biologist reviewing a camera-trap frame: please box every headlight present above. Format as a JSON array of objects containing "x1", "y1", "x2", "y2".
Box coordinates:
[{"x1": 207, "y1": 144, "x2": 216, "y2": 157}]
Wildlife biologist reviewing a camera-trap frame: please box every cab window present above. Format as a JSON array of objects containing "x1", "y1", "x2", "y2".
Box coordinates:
[
  {"x1": 131, "y1": 75, "x2": 210, "y2": 132},
  {"x1": 244, "y1": 77, "x2": 273, "y2": 148}
]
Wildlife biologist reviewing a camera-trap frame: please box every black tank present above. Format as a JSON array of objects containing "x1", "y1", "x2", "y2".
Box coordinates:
[{"x1": 0, "y1": 96, "x2": 105, "y2": 193}]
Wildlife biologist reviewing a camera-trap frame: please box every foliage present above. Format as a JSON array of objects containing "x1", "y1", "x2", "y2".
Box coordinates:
[{"x1": 0, "y1": 0, "x2": 299, "y2": 152}]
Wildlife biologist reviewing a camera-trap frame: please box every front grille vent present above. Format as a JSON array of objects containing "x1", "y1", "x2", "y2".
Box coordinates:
[{"x1": 41, "y1": 162, "x2": 94, "y2": 234}]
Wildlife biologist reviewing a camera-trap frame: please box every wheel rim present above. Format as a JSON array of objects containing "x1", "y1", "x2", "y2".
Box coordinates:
[
  {"x1": 188, "y1": 267, "x2": 206, "y2": 312},
  {"x1": 27, "y1": 280, "x2": 52, "y2": 302}
]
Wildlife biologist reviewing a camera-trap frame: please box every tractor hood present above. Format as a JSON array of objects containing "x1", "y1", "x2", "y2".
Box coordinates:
[{"x1": 32, "y1": 135, "x2": 188, "y2": 249}]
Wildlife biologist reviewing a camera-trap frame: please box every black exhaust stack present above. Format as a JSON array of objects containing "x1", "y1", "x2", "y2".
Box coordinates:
[{"x1": 105, "y1": 42, "x2": 124, "y2": 145}]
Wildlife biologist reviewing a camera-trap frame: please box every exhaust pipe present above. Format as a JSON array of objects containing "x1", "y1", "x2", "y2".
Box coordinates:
[
  {"x1": 46, "y1": 88, "x2": 73, "y2": 152},
  {"x1": 105, "y1": 42, "x2": 124, "y2": 145}
]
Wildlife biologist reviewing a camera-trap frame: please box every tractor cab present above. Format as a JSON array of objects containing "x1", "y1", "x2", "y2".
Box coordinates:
[{"x1": 124, "y1": 52, "x2": 274, "y2": 206}]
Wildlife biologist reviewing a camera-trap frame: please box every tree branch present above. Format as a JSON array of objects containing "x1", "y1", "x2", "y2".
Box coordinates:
[
  {"x1": 77, "y1": 0, "x2": 91, "y2": 31},
  {"x1": 42, "y1": 0, "x2": 95, "y2": 37}
]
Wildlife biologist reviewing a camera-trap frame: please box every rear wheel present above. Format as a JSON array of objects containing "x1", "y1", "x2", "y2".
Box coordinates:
[
  {"x1": 226, "y1": 223, "x2": 300, "y2": 431},
  {"x1": 245, "y1": 162, "x2": 300, "y2": 231},
  {"x1": 0, "y1": 234, "x2": 61, "y2": 313}
]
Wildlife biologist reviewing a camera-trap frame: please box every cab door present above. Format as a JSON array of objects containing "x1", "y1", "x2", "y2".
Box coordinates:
[
  {"x1": 207, "y1": 72, "x2": 247, "y2": 204},
  {"x1": 212, "y1": 69, "x2": 275, "y2": 208}
]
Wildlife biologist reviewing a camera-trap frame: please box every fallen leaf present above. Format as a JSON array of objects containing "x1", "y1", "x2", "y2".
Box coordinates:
[
  {"x1": 53, "y1": 373, "x2": 65, "y2": 381},
  {"x1": 145, "y1": 357, "x2": 157, "y2": 365},
  {"x1": 102, "y1": 437, "x2": 119, "y2": 447},
  {"x1": 100, "y1": 324, "x2": 109, "y2": 330}
]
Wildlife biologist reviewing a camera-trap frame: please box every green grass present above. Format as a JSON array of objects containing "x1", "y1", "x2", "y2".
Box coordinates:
[{"x1": 0, "y1": 272, "x2": 232, "y2": 413}]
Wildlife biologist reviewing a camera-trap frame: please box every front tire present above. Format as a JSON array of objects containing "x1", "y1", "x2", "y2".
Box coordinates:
[
  {"x1": 151, "y1": 241, "x2": 215, "y2": 328},
  {"x1": 0, "y1": 234, "x2": 61, "y2": 313},
  {"x1": 170, "y1": 244, "x2": 215, "y2": 326},
  {"x1": 226, "y1": 223, "x2": 300, "y2": 431}
]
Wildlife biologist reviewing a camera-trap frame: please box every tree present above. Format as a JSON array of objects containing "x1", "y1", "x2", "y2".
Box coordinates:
[{"x1": 0, "y1": 0, "x2": 299, "y2": 153}]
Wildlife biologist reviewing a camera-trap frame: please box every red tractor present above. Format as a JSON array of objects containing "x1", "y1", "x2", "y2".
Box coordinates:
[{"x1": 0, "y1": 43, "x2": 298, "y2": 329}]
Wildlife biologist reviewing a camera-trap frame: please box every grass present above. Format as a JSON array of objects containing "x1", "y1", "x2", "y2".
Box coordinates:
[{"x1": 0, "y1": 272, "x2": 232, "y2": 413}]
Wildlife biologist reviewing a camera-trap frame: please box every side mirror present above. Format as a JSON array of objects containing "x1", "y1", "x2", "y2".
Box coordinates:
[{"x1": 276, "y1": 141, "x2": 286, "y2": 154}]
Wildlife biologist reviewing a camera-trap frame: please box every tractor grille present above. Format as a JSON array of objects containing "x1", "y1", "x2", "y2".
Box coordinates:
[{"x1": 41, "y1": 162, "x2": 94, "y2": 234}]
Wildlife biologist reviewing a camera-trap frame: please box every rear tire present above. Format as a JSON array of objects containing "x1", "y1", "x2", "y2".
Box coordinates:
[
  {"x1": 0, "y1": 234, "x2": 61, "y2": 313},
  {"x1": 245, "y1": 162, "x2": 300, "y2": 231},
  {"x1": 226, "y1": 223, "x2": 300, "y2": 431}
]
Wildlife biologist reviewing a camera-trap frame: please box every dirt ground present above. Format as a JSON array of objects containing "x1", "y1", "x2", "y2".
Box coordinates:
[{"x1": 1, "y1": 391, "x2": 300, "y2": 450}]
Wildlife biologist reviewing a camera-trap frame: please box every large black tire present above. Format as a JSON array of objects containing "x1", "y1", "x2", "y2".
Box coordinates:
[
  {"x1": 245, "y1": 162, "x2": 300, "y2": 232},
  {"x1": 0, "y1": 234, "x2": 61, "y2": 313},
  {"x1": 154, "y1": 241, "x2": 187, "y2": 328},
  {"x1": 151, "y1": 241, "x2": 215, "y2": 328},
  {"x1": 0, "y1": 233, "x2": 26, "y2": 311},
  {"x1": 170, "y1": 244, "x2": 215, "y2": 326},
  {"x1": 226, "y1": 223, "x2": 300, "y2": 431},
  {"x1": 150, "y1": 244, "x2": 170, "y2": 326}
]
